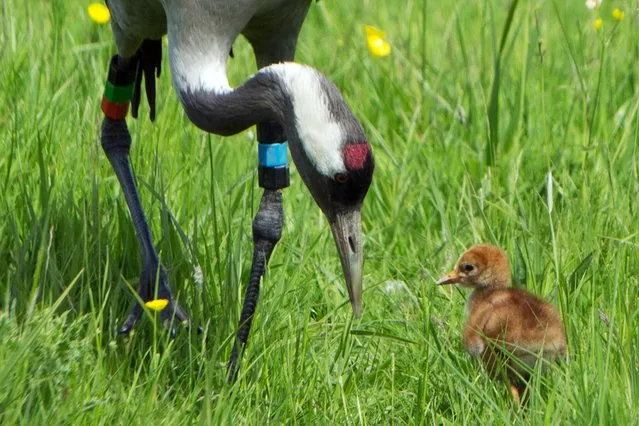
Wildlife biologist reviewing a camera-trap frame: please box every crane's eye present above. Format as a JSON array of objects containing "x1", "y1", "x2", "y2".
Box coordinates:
[
  {"x1": 462, "y1": 264, "x2": 475, "y2": 273},
  {"x1": 335, "y1": 173, "x2": 349, "y2": 184}
]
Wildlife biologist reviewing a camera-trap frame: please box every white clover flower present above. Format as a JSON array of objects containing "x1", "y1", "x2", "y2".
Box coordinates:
[
  {"x1": 585, "y1": 0, "x2": 603, "y2": 9},
  {"x1": 193, "y1": 265, "x2": 204, "y2": 288},
  {"x1": 383, "y1": 280, "x2": 408, "y2": 294}
]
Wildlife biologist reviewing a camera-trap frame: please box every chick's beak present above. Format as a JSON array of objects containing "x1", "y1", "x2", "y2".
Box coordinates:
[
  {"x1": 437, "y1": 271, "x2": 461, "y2": 285},
  {"x1": 330, "y1": 209, "x2": 363, "y2": 317}
]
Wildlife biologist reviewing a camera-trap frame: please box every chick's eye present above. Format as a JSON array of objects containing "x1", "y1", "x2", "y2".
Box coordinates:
[
  {"x1": 462, "y1": 264, "x2": 475, "y2": 273},
  {"x1": 335, "y1": 173, "x2": 349, "y2": 184}
]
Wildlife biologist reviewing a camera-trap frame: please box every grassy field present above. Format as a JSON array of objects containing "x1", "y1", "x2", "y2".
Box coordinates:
[{"x1": 1, "y1": 0, "x2": 638, "y2": 423}]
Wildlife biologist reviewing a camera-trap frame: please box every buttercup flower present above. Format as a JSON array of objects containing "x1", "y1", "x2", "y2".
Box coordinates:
[
  {"x1": 612, "y1": 8, "x2": 625, "y2": 20},
  {"x1": 585, "y1": 0, "x2": 603, "y2": 9},
  {"x1": 594, "y1": 18, "x2": 603, "y2": 30},
  {"x1": 364, "y1": 25, "x2": 391, "y2": 57},
  {"x1": 145, "y1": 299, "x2": 169, "y2": 312},
  {"x1": 88, "y1": 3, "x2": 110, "y2": 24}
]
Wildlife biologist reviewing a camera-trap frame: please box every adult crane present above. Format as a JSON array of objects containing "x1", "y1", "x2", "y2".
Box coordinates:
[{"x1": 99, "y1": 0, "x2": 374, "y2": 381}]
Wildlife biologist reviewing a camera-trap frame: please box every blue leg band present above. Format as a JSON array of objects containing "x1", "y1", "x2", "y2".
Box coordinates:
[
  {"x1": 257, "y1": 142, "x2": 289, "y2": 190},
  {"x1": 258, "y1": 142, "x2": 288, "y2": 168}
]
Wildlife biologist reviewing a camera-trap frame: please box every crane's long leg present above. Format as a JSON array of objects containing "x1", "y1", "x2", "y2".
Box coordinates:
[
  {"x1": 226, "y1": 8, "x2": 308, "y2": 382},
  {"x1": 101, "y1": 52, "x2": 190, "y2": 334},
  {"x1": 227, "y1": 122, "x2": 288, "y2": 382},
  {"x1": 509, "y1": 382, "x2": 522, "y2": 406}
]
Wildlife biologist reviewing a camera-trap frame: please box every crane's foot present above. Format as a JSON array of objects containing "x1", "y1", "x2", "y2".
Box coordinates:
[{"x1": 118, "y1": 263, "x2": 192, "y2": 337}]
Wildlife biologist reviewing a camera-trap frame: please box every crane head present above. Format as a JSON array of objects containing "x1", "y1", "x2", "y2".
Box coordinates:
[{"x1": 274, "y1": 65, "x2": 375, "y2": 316}]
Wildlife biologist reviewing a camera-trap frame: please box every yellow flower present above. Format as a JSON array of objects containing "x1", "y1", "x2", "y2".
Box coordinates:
[
  {"x1": 145, "y1": 299, "x2": 169, "y2": 312},
  {"x1": 88, "y1": 3, "x2": 110, "y2": 24},
  {"x1": 593, "y1": 18, "x2": 603, "y2": 30},
  {"x1": 612, "y1": 8, "x2": 624, "y2": 21},
  {"x1": 364, "y1": 25, "x2": 391, "y2": 57}
]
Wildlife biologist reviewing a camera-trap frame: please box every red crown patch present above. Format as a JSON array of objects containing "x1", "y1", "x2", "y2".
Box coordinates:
[{"x1": 343, "y1": 143, "x2": 370, "y2": 171}]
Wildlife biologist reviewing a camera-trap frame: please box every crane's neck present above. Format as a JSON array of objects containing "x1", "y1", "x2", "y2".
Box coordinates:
[
  {"x1": 175, "y1": 61, "x2": 359, "y2": 178},
  {"x1": 178, "y1": 66, "x2": 288, "y2": 136}
]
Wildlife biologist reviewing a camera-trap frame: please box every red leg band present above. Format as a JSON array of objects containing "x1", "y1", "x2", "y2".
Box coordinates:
[{"x1": 101, "y1": 97, "x2": 130, "y2": 120}]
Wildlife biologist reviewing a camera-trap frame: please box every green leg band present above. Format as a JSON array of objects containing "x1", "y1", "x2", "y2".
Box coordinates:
[{"x1": 103, "y1": 81, "x2": 134, "y2": 103}]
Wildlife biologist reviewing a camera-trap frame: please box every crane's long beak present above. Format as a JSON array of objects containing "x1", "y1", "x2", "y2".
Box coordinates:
[
  {"x1": 330, "y1": 209, "x2": 363, "y2": 317},
  {"x1": 436, "y1": 271, "x2": 460, "y2": 285}
]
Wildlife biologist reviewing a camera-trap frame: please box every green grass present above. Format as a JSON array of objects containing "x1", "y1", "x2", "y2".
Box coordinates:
[{"x1": 1, "y1": 0, "x2": 638, "y2": 423}]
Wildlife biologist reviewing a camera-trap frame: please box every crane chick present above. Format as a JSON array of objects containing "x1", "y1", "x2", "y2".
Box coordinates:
[{"x1": 437, "y1": 244, "x2": 567, "y2": 404}]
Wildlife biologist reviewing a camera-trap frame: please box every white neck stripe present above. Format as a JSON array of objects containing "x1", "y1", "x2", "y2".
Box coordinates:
[{"x1": 266, "y1": 63, "x2": 346, "y2": 177}]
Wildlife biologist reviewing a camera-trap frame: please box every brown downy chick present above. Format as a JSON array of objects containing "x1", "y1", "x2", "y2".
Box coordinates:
[{"x1": 437, "y1": 244, "x2": 567, "y2": 404}]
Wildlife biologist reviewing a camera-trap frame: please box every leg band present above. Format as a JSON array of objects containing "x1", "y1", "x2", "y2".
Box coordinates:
[
  {"x1": 101, "y1": 55, "x2": 138, "y2": 120},
  {"x1": 258, "y1": 143, "x2": 287, "y2": 167},
  {"x1": 258, "y1": 165, "x2": 289, "y2": 190},
  {"x1": 257, "y1": 122, "x2": 290, "y2": 190}
]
